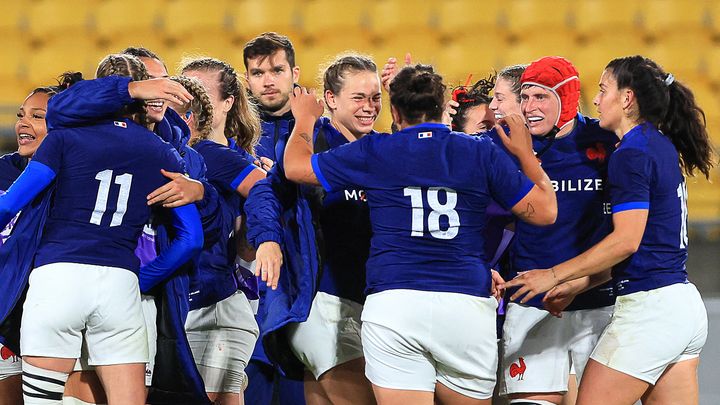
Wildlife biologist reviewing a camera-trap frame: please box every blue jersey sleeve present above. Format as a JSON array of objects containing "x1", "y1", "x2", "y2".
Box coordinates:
[
  {"x1": 29, "y1": 130, "x2": 65, "y2": 175},
  {"x1": 0, "y1": 161, "x2": 56, "y2": 227},
  {"x1": 46, "y1": 76, "x2": 134, "y2": 130},
  {"x1": 202, "y1": 143, "x2": 258, "y2": 194},
  {"x1": 609, "y1": 148, "x2": 652, "y2": 213},
  {"x1": 244, "y1": 165, "x2": 297, "y2": 247},
  {"x1": 138, "y1": 204, "x2": 203, "y2": 293},
  {"x1": 485, "y1": 142, "x2": 534, "y2": 209},
  {"x1": 311, "y1": 136, "x2": 374, "y2": 192}
]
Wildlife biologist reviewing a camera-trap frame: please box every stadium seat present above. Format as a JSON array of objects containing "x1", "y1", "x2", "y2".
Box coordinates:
[
  {"x1": 0, "y1": 2, "x2": 26, "y2": 33},
  {"x1": 435, "y1": 0, "x2": 505, "y2": 37},
  {"x1": 161, "y1": 0, "x2": 231, "y2": 41},
  {"x1": 0, "y1": 33, "x2": 29, "y2": 82},
  {"x1": 573, "y1": 31, "x2": 647, "y2": 89},
  {"x1": 501, "y1": 30, "x2": 579, "y2": 72},
  {"x1": 435, "y1": 36, "x2": 504, "y2": 85},
  {"x1": 103, "y1": 33, "x2": 168, "y2": 62},
  {"x1": 92, "y1": 0, "x2": 164, "y2": 41},
  {"x1": 371, "y1": 31, "x2": 442, "y2": 70},
  {"x1": 229, "y1": 0, "x2": 303, "y2": 41},
  {"x1": 502, "y1": 0, "x2": 574, "y2": 37},
  {"x1": 298, "y1": 0, "x2": 369, "y2": 40},
  {"x1": 294, "y1": 35, "x2": 375, "y2": 86},
  {"x1": 367, "y1": 0, "x2": 438, "y2": 40},
  {"x1": 645, "y1": 32, "x2": 712, "y2": 81},
  {"x1": 27, "y1": 0, "x2": 93, "y2": 41},
  {"x1": 641, "y1": 0, "x2": 712, "y2": 38},
  {"x1": 24, "y1": 36, "x2": 101, "y2": 86},
  {"x1": 572, "y1": 0, "x2": 644, "y2": 37}
]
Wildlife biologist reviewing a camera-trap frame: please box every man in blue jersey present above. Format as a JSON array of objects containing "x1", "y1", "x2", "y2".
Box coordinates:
[
  {"x1": 242, "y1": 32, "x2": 307, "y2": 405},
  {"x1": 495, "y1": 56, "x2": 618, "y2": 405}
]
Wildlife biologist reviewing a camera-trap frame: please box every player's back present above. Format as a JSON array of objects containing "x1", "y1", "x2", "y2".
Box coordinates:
[{"x1": 32, "y1": 118, "x2": 184, "y2": 273}]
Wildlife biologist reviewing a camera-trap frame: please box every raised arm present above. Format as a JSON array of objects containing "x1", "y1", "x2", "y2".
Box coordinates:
[
  {"x1": 283, "y1": 87, "x2": 325, "y2": 186},
  {"x1": 0, "y1": 161, "x2": 56, "y2": 227}
]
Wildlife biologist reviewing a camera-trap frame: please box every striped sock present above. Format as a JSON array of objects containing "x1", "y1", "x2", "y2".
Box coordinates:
[{"x1": 21, "y1": 360, "x2": 68, "y2": 404}]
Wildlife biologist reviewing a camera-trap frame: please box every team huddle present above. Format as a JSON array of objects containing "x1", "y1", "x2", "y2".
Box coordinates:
[{"x1": 0, "y1": 31, "x2": 714, "y2": 405}]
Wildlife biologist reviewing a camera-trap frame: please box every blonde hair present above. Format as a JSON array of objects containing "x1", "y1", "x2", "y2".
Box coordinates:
[
  {"x1": 96, "y1": 54, "x2": 150, "y2": 126},
  {"x1": 179, "y1": 57, "x2": 261, "y2": 155},
  {"x1": 169, "y1": 75, "x2": 214, "y2": 144}
]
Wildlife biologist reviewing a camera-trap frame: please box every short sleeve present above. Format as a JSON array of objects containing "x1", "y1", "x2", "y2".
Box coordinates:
[
  {"x1": 485, "y1": 142, "x2": 534, "y2": 209},
  {"x1": 311, "y1": 136, "x2": 374, "y2": 192},
  {"x1": 202, "y1": 143, "x2": 257, "y2": 194},
  {"x1": 609, "y1": 148, "x2": 652, "y2": 213},
  {"x1": 31, "y1": 131, "x2": 65, "y2": 175}
]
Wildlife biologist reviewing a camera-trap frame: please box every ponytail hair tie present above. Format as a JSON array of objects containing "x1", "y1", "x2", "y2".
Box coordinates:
[{"x1": 664, "y1": 73, "x2": 675, "y2": 86}]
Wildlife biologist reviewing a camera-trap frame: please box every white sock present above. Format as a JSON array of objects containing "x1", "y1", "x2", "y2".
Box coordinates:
[
  {"x1": 509, "y1": 400, "x2": 559, "y2": 405},
  {"x1": 22, "y1": 360, "x2": 69, "y2": 405}
]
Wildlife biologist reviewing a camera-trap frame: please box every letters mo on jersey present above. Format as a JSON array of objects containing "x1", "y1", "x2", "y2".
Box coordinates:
[
  {"x1": 344, "y1": 189, "x2": 367, "y2": 201},
  {"x1": 551, "y1": 178, "x2": 603, "y2": 192}
]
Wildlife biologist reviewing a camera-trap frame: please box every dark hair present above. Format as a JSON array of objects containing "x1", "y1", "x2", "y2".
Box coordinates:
[
  {"x1": 497, "y1": 64, "x2": 528, "y2": 103},
  {"x1": 451, "y1": 74, "x2": 496, "y2": 131},
  {"x1": 180, "y1": 57, "x2": 261, "y2": 155},
  {"x1": 169, "y1": 75, "x2": 214, "y2": 142},
  {"x1": 606, "y1": 55, "x2": 715, "y2": 178},
  {"x1": 32, "y1": 71, "x2": 84, "y2": 97},
  {"x1": 322, "y1": 53, "x2": 377, "y2": 106},
  {"x1": 389, "y1": 64, "x2": 446, "y2": 125},
  {"x1": 243, "y1": 32, "x2": 296, "y2": 68},
  {"x1": 96, "y1": 54, "x2": 150, "y2": 125},
  {"x1": 121, "y1": 46, "x2": 168, "y2": 73}
]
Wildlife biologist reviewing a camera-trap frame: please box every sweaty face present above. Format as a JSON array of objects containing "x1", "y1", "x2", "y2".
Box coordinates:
[
  {"x1": 15, "y1": 92, "x2": 50, "y2": 158},
  {"x1": 521, "y1": 85, "x2": 560, "y2": 136},
  {"x1": 461, "y1": 104, "x2": 495, "y2": 134},
  {"x1": 489, "y1": 78, "x2": 523, "y2": 120},
  {"x1": 326, "y1": 70, "x2": 382, "y2": 139},
  {"x1": 183, "y1": 69, "x2": 227, "y2": 135},
  {"x1": 140, "y1": 57, "x2": 169, "y2": 124},
  {"x1": 245, "y1": 50, "x2": 297, "y2": 114},
  {"x1": 593, "y1": 69, "x2": 624, "y2": 133}
]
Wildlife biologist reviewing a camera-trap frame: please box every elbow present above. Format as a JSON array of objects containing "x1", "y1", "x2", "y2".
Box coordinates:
[
  {"x1": 534, "y1": 196, "x2": 558, "y2": 226},
  {"x1": 284, "y1": 160, "x2": 304, "y2": 184},
  {"x1": 617, "y1": 239, "x2": 640, "y2": 257},
  {"x1": 189, "y1": 231, "x2": 204, "y2": 256}
]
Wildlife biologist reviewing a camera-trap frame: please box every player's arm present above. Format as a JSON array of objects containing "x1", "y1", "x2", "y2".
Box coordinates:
[
  {"x1": 46, "y1": 76, "x2": 191, "y2": 129},
  {"x1": 495, "y1": 115, "x2": 557, "y2": 226},
  {"x1": 0, "y1": 161, "x2": 56, "y2": 227},
  {"x1": 139, "y1": 204, "x2": 204, "y2": 293},
  {"x1": 284, "y1": 87, "x2": 324, "y2": 186}
]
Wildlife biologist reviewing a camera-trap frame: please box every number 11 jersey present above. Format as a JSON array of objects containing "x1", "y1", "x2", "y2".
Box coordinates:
[
  {"x1": 311, "y1": 123, "x2": 533, "y2": 298},
  {"x1": 31, "y1": 118, "x2": 185, "y2": 273}
]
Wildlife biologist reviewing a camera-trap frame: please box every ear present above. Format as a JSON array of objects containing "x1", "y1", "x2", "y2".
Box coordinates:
[
  {"x1": 292, "y1": 66, "x2": 300, "y2": 83},
  {"x1": 222, "y1": 95, "x2": 235, "y2": 114},
  {"x1": 621, "y1": 88, "x2": 636, "y2": 111},
  {"x1": 325, "y1": 90, "x2": 337, "y2": 111}
]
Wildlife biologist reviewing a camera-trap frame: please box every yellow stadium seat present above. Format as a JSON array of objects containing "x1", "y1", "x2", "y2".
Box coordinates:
[
  {"x1": 92, "y1": 0, "x2": 164, "y2": 41},
  {"x1": 27, "y1": 0, "x2": 93, "y2": 41},
  {"x1": 645, "y1": 32, "x2": 711, "y2": 80},
  {"x1": 0, "y1": 33, "x2": 29, "y2": 82},
  {"x1": 573, "y1": 0, "x2": 644, "y2": 37},
  {"x1": 706, "y1": 43, "x2": 720, "y2": 85},
  {"x1": 23, "y1": 36, "x2": 101, "y2": 86},
  {"x1": 161, "y1": 0, "x2": 231, "y2": 40},
  {"x1": 298, "y1": 0, "x2": 369, "y2": 40},
  {"x1": 165, "y1": 32, "x2": 240, "y2": 74},
  {"x1": 501, "y1": 30, "x2": 579, "y2": 72},
  {"x1": 294, "y1": 35, "x2": 376, "y2": 86},
  {"x1": 367, "y1": 0, "x2": 438, "y2": 39},
  {"x1": 573, "y1": 32, "x2": 647, "y2": 89},
  {"x1": 687, "y1": 175, "x2": 720, "y2": 221},
  {"x1": 640, "y1": 0, "x2": 712, "y2": 38},
  {"x1": 0, "y1": 79, "x2": 36, "y2": 107},
  {"x1": 102, "y1": 33, "x2": 168, "y2": 62},
  {"x1": 435, "y1": 36, "x2": 504, "y2": 86},
  {"x1": 0, "y1": 2, "x2": 26, "y2": 33},
  {"x1": 502, "y1": 0, "x2": 574, "y2": 37},
  {"x1": 372, "y1": 31, "x2": 442, "y2": 70},
  {"x1": 229, "y1": 0, "x2": 303, "y2": 41},
  {"x1": 436, "y1": 0, "x2": 505, "y2": 37}
]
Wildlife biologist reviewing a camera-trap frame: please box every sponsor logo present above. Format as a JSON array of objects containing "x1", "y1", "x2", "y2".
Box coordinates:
[
  {"x1": 550, "y1": 178, "x2": 603, "y2": 192},
  {"x1": 344, "y1": 189, "x2": 367, "y2": 202},
  {"x1": 586, "y1": 143, "x2": 607, "y2": 162},
  {"x1": 509, "y1": 357, "x2": 526, "y2": 380}
]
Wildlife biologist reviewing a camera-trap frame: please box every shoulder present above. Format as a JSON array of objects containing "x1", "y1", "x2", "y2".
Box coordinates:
[{"x1": 577, "y1": 114, "x2": 619, "y2": 145}]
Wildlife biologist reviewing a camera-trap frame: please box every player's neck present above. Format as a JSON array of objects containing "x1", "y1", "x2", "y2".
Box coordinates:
[
  {"x1": 617, "y1": 118, "x2": 643, "y2": 140},
  {"x1": 208, "y1": 129, "x2": 228, "y2": 146},
  {"x1": 331, "y1": 117, "x2": 364, "y2": 142},
  {"x1": 265, "y1": 103, "x2": 292, "y2": 117}
]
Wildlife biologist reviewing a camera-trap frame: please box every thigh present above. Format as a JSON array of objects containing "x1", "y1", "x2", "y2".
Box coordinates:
[
  {"x1": 372, "y1": 384, "x2": 434, "y2": 405},
  {"x1": 95, "y1": 363, "x2": 146, "y2": 405},
  {"x1": 435, "y1": 382, "x2": 491, "y2": 405},
  {"x1": 0, "y1": 374, "x2": 21, "y2": 405},
  {"x1": 568, "y1": 306, "x2": 613, "y2": 381},
  {"x1": 575, "y1": 359, "x2": 647, "y2": 405},
  {"x1": 641, "y1": 358, "x2": 699, "y2": 405}
]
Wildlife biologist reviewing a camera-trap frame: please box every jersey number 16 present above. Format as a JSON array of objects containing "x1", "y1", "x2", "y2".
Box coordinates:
[{"x1": 404, "y1": 186, "x2": 459, "y2": 240}]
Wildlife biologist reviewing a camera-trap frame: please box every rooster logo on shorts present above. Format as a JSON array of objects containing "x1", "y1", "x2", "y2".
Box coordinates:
[
  {"x1": 1, "y1": 346, "x2": 18, "y2": 363},
  {"x1": 510, "y1": 357, "x2": 526, "y2": 380}
]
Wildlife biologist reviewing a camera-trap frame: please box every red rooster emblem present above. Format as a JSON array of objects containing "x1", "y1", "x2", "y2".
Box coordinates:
[
  {"x1": 509, "y1": 357, "x2": 526, "y2": 380},
  {"x1": 586, "y1": 143, "x2": 607, "y2": 162},
  {"x1": 1, "y1": 345, "x2": 17, "y2": 361}
]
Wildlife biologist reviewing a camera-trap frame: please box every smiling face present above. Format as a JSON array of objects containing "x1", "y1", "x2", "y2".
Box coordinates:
[
  {"x1": 521, "y1": 85, "x2": 560, "y2": 136},
  {"x1": 245, "y1": 50, "x2": 299, "y2": 115},
  {"x1": 325, "y1": 70, "x2": 382, "y2": 139},
  {"x1": 489, "y1": 77, "x2": 523, "y2": 120},
  {"x1": 139, "y1": 57, "x2": 169, "y2": 124},
  {"x1": 15, "y1": 91, "x2": 50, "y2": 158},
  {"x1": 461, "y1": 104, "x2": 495, "y2": 134}
]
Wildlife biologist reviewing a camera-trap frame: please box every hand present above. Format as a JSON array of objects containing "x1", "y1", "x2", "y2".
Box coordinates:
[
  {"x1": 254, "y1": 157, "x2": 274, "y2": 171},
  {"x1": 442, "y1": 99, "x2": 459, "y2": 128},
  {"x1": 490, "y1": 269, "x2": 505, "y2": 301},
  {"x1": 495, "y1": 114, "x2": 534, "y2": 160},
  {"x1": 290, "y1": 87, "x2": 324, "y2": 123},
  {"x1": 147, "y1": 169, "x2": 204, "y2": 207},
  {"x1": 255, "y1": 241, "x2": 283, "y2": 290},
  {"x1": 543, "y1": 283, "x2": 577, "y2": 318},
  {"x1": 381, "y1": 53, "x2": 412, "y2": 92},
  {"x1": 128, "y1": 78, "x2": 193, "y2": 107},
  {"x1": 499, "y1": 268, "x2": 558, "y2": 304}
]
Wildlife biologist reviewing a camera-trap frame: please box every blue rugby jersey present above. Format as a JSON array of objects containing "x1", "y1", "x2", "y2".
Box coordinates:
[
  {"x1": 0, "y1": 153, "x2": 27, "y2": 244},
  {"x1": 311, "y1": 123, "x2": 533, "y2": 297},
  {"x1": 189, "y1": 139, "x2": 258, "y2": 309},
  {"x1": 498, "y1": 114, "x2": 617, "y2": 310},
  {"x1": 31, "y1": 118, "x2": 185, "y2": 272},
  {"x1": 609, "y1": 123, "x2": 689, "y2": 295}
]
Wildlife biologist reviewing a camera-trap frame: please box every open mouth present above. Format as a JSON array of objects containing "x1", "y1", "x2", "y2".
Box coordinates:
[
  {"x1": 494, "y1": 113, "x2": 504, "y2": 120},
  {"x1": 18, "y1": 133, "x2": 36, "y2": 145},
  {"x1": 147, "y1": 100, "x2": 164, "y2": 112},
  {"x1": 527, "y1": 116, "x2": 544, "y2": 123},
  {"x1": 356, "y1": 116, "x2": 376, "y2": 126}
]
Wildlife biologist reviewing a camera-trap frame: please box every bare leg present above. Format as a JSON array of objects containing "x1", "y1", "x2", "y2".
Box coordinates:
[
  {"x1": 0, "y1": 374, "x2": 22, "y2": 405},
  {"x1": 641, "y1": 358, "x2": 699, "y2": 405},
  {"x1": 372, "y1": 384, "x2": 433, "y2": 405},
  {"x1": 575, "y1": 359, "x2": 648, "y2": 405},
  {"x1": 94, "y1": 363, "x2": 145, "y2": 405},
  {"x1": 435, "y1": 382, "x2": 491, "y2": 405},
  {"x1": 561, "y1": 374, "x2": 577, "y2": 405},
  {"x1": 64, "y1": 371, "x2": 107, "y2": 404},
  {"x1": 316, "y1": 358, "x2": 376, "y2": 405},
  {"x1": 304, "y1": 370, "x2": 333, "y2": 405}
]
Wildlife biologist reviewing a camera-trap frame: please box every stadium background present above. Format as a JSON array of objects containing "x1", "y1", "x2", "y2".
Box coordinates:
[{"x1": 0, "y1": 0, "x2": 717, "y2": 402}]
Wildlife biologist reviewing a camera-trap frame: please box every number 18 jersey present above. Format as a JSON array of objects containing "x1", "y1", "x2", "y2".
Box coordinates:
[
  {"x1": 311, "y1": 123, "x2": 533, "y2": 297},
  {"x1": 31, "y1": 118, "x2": 185, "y2": 273}
]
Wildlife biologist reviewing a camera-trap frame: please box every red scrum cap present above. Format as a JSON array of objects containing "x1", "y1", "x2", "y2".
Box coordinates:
[{"x1": 520, "y1": 56, "x2": 580, "y2": 131}]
